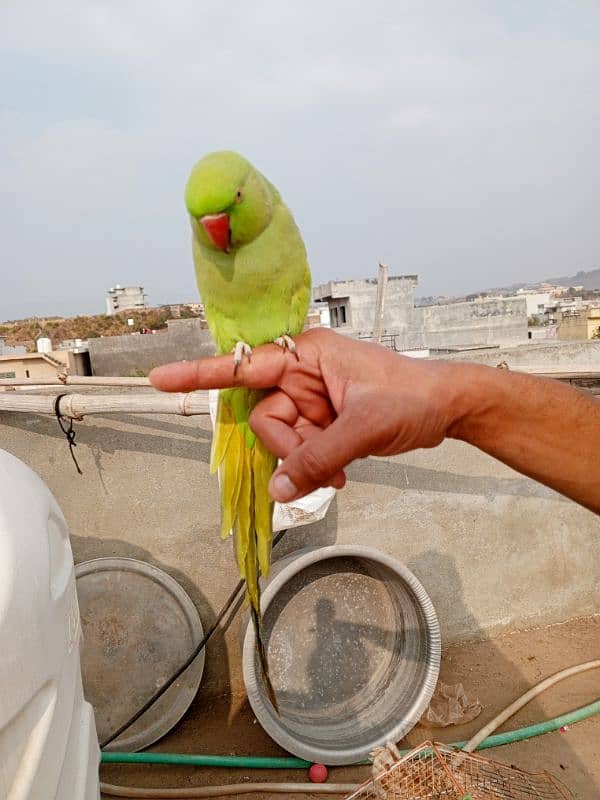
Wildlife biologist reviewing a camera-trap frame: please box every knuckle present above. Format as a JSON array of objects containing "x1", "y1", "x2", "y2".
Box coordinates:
[
  {"x1": 305, "y1": 326, "x2": 333, "y2": 344},
  {"x1": 297, "y1": 446, "x2": 331, "y2": 482}
]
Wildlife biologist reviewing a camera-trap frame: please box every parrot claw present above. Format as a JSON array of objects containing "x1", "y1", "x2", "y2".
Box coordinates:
[
  {"x1": 232, "y1": 341, "x2": 253, "y2": 374},
  {"x1": 274, "y1": 335, "x2": 299, "y2": 360}
]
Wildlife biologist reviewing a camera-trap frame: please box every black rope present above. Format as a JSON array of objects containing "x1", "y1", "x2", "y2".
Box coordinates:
[
  {"x1": 100, "y1": 527, "x2": 290, "y2": 750},
  {"x1": 54, "y1": 393, "x2": 83, "y2": 475}
]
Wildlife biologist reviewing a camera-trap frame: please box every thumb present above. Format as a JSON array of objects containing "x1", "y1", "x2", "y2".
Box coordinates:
[{"x1": 268, "y1": 415, "x2": 361, "y2": 502}]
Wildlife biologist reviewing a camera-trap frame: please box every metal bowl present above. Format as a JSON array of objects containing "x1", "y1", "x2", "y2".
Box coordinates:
[{"x1": 243, "y1": 545, "x2": 440, "y2": 765}]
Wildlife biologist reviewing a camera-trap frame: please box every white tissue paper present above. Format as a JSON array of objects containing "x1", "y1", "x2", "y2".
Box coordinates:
[{"x1": 208, "y1": 389, "x2": 335, "y2": 530}]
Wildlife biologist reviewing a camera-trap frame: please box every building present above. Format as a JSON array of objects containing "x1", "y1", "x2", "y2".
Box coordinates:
[
  {"x1": 166, "y1": 302, "x2": 205, "y2": 318},
  {"x1": 305, "y1": 304, "x2": 331, "y2": 330},
  {"x1": 313, "y1": 273, "x2": 528, "y2": 349},
  {"x1": 57, "y1": 338, "x2": 89, "y2": 351},
  {"x1": 515, "y1": 290, "x2": 552, "y2": 318},
  {"x1": 0, "y1": 349, "x2": 90, "y2": 382},
  {"x1": 538, "y1": 282, "x2": 569, "y2": 295},
  {"x1": 106, "y1": 285, "x2": 148, "y2": 316},
  {"x1": 314, "y1": 275, "x2": 418, "y2": 333},
  {"x1": 557, "y1": 307, "x2": 600, "y2": 340},
  {"x1": 0, "y1": 338, "x2": 26, "y2": 357}
]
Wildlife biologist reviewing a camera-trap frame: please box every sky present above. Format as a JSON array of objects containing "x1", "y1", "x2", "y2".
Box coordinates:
[{"x1": 1, "y1": 1, "x2": 599, "y2": 320}]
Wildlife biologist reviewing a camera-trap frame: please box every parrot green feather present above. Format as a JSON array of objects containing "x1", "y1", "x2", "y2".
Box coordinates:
[{"x1": 186, "y1": 151, "x2": 311, "y2": 711}]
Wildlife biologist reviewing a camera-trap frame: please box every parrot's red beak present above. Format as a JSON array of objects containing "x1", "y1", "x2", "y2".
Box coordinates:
[{"x1": 200, "y1": 213, "x2": 230, "y2": 252}]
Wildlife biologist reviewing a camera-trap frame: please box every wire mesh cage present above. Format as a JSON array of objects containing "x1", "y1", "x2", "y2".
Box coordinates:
[{"x1": 344, "y1": 741, "x2": 571, "y2": 800}]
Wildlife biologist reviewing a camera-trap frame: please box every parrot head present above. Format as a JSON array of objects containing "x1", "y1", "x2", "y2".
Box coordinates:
[{"x1": 185, "y1": 151, "x2": 275, "y2": 253}]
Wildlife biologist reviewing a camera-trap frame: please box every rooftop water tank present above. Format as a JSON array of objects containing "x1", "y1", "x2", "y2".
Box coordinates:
[
  {"x1": 0, "y1": 450, "x2": 100, "y2": 799},
  {"x1": 36, "y1": 337, "x2": 52, "y2": 354}
]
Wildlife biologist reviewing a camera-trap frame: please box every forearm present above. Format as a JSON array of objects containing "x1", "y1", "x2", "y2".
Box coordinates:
[{"x1": 448, "y1": 364, "x2": 600, "y2": 514}]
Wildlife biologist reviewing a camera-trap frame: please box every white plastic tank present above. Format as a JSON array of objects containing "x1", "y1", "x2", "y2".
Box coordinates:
[
  {"x1": 0, "y1": 450, "x2": 100, "y2": 799},
  {"x1": 35, "y1": 337, "x2": 52, "y2": 354}
]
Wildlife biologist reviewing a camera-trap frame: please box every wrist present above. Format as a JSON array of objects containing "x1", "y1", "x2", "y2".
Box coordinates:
[{"x1": 445, "y1": 363, "x2": 502, "y2": 445}]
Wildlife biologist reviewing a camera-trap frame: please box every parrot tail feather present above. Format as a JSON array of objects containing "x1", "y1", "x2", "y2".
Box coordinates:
[
  {"x1": 210, "y1": 396, "x2": 235, "y2": 475},
  {"x1": 251, "y1": 604, "x2": 280, "y2": 715},
  {"x1": 213, "y1": 388, "x2": 279, "y2": 712},
  {"x1": 212, "y1": 397, "x2": 244, "y2": 540}
]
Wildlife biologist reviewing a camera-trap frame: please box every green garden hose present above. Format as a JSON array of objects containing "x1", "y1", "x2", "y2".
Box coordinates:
[{"x1": 101, "y1": 697, "x2": 600, "y2": 768}]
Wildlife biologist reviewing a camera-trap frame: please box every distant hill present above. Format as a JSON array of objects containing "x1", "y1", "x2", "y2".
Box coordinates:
[
  {"x1": 543, "y1": 268, "x2": 600, "y2": 290},
  {"x1": 0, "y1": 306, "x2": 201, "y2": 352},
  {"x1": 416, "y1": 267, "x2": 600, "y2": 307},
  {"x1": 492, "y1": 267, "x2": 600, "y2": 294}
]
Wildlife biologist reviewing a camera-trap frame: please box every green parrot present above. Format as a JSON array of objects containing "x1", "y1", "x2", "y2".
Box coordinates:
[{"x1": 185, "y1": 151, "x2": 312, "y2": 710}]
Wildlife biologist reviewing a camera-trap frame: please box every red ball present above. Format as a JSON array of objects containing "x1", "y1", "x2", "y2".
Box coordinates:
[{"x1": 309, "y1": 763, "x2": 328, "y2": 783}]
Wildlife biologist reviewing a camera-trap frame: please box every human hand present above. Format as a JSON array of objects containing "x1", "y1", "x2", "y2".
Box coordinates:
[{"x1": 149, "y1": 328, "x2": 463, "y2": 503}]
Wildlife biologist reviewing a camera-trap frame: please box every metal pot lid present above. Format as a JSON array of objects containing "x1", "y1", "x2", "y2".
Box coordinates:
[{"x1": 75, "y1": 556, "x2": 204, "y2": 752}]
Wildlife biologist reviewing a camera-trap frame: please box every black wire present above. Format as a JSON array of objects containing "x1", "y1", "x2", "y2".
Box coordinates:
[
  {"x1": 54, "y1": 393, "x2": 83, "y2": 475},
  {"x1": 99, "y1": 528, "x2": 289, "y2": 750}
]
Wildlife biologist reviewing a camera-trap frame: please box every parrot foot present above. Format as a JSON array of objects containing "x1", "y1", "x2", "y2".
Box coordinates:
[
  {"x1": 232, "y1": 341, "x2": 253, "y2": 374},
  {"x1": 274, "y1": 335, "x2": 299, "y2": 359}
]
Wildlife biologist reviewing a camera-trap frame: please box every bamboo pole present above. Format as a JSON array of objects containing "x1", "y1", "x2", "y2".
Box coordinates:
[
  {"x1": 0, "y1": 391, "x2": 210, "y2": 418},
  {"x1": 0, "y1": 375, "x2": 151, "y2": 387}
]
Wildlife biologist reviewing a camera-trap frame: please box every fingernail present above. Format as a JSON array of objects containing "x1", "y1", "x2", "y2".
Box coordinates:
[{"x1": 270, "y1": 473, "x2": 297, "y2": 502}]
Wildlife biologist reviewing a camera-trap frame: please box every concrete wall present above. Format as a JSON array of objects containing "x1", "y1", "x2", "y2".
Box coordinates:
[
  {"x1": 441, "y1": 339, "x2": 600, "y2": 372},
  {"x1": 0, "y1": 407, "x2": 597, "y2": 699},
  {"x1": 407, "y1": 297, "x2": 528, "y2": 350},
  {"x1": 528, "y1": 325, "x2": 558, "y2": 341},
  {"x1": 314, "y1": 278, "x2": 528, "y2": 348},
  {"x1": 88, "y1": 318, "x2": 216, "y2": 376}
]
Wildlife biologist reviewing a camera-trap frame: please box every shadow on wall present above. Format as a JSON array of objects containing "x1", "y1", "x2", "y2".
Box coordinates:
[
  {"x1": 1, "y1": 411, "x2": 563, "y2": 503},
  {"x1": 0, "y1": 411, "x2": 213, "y2": 469},
  {"x1": 407, "y1": 549, "x2": 485, "y2": 648},
  {"x1": 346, "y1": 456, "x2": 564, "y2": 502}
]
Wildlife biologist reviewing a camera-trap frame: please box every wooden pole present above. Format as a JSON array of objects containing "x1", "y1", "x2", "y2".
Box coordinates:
[
  {"x1": 0, "y1": 391, "x2": 210, "y2": 418},
  {"x1": 372, "y1": 262, "x2": 389, "y2": 344},
  {"x1": 0, "y1": 375, "x2": 151, "y2": 387}
]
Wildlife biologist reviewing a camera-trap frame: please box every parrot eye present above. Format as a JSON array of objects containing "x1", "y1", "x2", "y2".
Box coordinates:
[{"x1": 235, "y1": 189, "x2": 243, "y2": 203}]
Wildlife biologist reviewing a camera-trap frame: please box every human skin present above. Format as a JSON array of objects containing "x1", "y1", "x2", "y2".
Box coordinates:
[{"x1": 150, "y1": 327, "x2": 600, "y2": 515}]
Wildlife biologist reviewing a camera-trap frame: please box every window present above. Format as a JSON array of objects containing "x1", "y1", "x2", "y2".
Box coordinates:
[
  {"x1": 25, "y1": 369, "x2": 30, "y2": 378},
  {"x1": 0, "y1": 371, "x2": 16, "y2": 379},
  {"x1": 330, "y1": 303, "x2": 348, "y2": 328}
]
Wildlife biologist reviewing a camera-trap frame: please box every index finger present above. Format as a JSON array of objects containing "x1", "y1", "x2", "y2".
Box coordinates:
[{"x1": 149, "y1": 343, "x2": 289, "y2": 393}]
